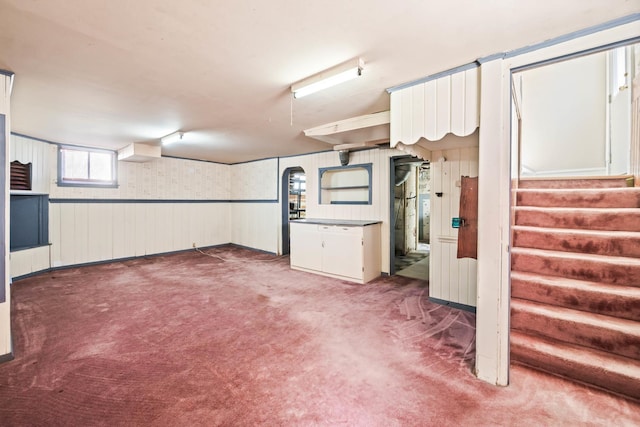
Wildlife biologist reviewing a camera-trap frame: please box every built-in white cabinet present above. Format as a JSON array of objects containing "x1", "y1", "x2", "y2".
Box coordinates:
[{"x1": 290, "y1": 219, "x2": 381, "y2": 284}]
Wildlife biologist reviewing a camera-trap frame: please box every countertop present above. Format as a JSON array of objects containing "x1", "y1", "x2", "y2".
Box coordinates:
[{"x1": 290, "y1": 218, "x2": 382, "y2": 226}]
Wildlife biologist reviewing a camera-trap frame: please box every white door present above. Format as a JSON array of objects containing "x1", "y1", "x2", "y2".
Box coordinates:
[
  {"x1": 607, "y1": 46, "x2": 632, "y2": 175},
  {"x1": 290, "y1": 223, "x2": 323, "y2": 271},
  {"x1": 321, "y1": 226, "x2": 363, "y2": 279}
]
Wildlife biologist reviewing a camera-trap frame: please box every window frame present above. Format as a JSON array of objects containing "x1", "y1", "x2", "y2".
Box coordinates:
[{"x1": 57, "y1": 145, "x2": 118, "y2": 188}]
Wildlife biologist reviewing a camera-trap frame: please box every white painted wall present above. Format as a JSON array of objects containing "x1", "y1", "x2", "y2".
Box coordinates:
[
  {"x1": 280, "y1": 148, "x2": 403, "y2": 274},
  {"x1": 230, "y1": 203, "x2": 279, "y2": 253},
  {"x1": 520, "y1": 52, "x2": 607, "y2": 176},
  {"x1": 230, "y1": 158, "x2": 278, "y2": 200},
  {"x1": 9, "y1": 137, "x2": 397, "y2": 275},
  {"x1": 0, "y1": 73, "x2": 12, "y2": 359},
  {"x1": 9, "y1": 135, "x2": 234, "y2": 276},
  {"x1": 429, "y1": 144, "x2": 478, "y2": 307},
  {"x1": 228, "y1": 158, "x2": 279, "y2": 253}
]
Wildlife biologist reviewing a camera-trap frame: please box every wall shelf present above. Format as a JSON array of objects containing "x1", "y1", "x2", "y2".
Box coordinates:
[{"x1": 319, "y1": 163, "x2": 372, "y2": 205}]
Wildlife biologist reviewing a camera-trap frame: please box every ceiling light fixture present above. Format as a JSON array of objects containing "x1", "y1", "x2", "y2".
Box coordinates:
[
  {"x1": 291, "y1": 58, "x2": 364, "y2": 99},
  {"x1": 161, "y1": 131, "x2": 185, "y2": 145}
]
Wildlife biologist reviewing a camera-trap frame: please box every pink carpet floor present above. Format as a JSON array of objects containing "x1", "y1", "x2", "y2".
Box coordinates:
[{"x1": 0, "y1": 246, "x2": 638, "y2": 426}]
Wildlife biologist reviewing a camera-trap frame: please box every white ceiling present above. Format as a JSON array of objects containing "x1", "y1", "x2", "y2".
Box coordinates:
[{"x1": 0, "y1": 1, "x2": 637, "y2": 163}]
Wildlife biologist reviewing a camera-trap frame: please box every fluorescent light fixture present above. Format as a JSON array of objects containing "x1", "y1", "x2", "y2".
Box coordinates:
[
  {"x1": 161, "y1": 131, "x2": 184, "y2": 145},
  {"x1": 291, "y1": 58, "x2": 364, "y2": 99}
]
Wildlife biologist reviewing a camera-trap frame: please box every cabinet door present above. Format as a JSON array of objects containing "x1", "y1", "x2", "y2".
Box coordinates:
[
  {"x1": 290, "y1": 223, "x2": 323, "y2": 271},
  {"x1": 321, "y1": 226, "x2": 363, "y2": 279}
]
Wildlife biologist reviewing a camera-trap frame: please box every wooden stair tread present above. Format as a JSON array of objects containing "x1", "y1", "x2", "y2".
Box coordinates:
[
  {"x1": 512, "y1": 225, "x2": 640, "y2": 238},
  {"x1": 511, "y1": 331, "x2": 640, "y2": 377},
  {"x1": 511, "y1": 298, "x2": 640, "y2": 337},
  {"x1": 511, "y1": 247, "x2": 640, "y2": 266},
  {"x1": 511, "y1": 331, "x2": 640, "y2": 400},
  {"x1": 518, "y1": 175, "x2": 634, "y2": 189},
  {"x1": 511, "y1": 271, "x2": 640, "y2": 299},
  {"x1": 512, "y1": 226, "x2": 640, "y2": 258},
  {"x1": 515, "y1": 206, "x2": 640, "y2": 213}
]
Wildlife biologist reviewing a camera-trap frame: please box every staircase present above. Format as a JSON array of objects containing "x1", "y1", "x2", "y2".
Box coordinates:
[{"x1": 510, "y1": 176, "x2": 640, "y2": 401}]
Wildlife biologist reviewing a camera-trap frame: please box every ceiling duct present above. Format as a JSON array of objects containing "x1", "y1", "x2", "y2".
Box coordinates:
[
  {"x1": 394, "y1": 164, "x2": 412, "y2": 186},
  {"x1": 394, "y1": 158, "x2": 426, "y2": 186},
  {"x1": 338, "y1": 149, "x2": 350, "y2": 166}
]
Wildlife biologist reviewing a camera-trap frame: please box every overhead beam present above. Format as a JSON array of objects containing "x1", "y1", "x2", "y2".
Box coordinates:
[
  {"x1": 332, "y1": 139, "x2": 388, "y2": 151},
  {"x1": 304, "y1": 111, "x2": 390, "y2": 137}
]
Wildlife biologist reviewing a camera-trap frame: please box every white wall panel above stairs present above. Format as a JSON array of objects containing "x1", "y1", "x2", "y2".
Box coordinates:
[{"x1": 390, "y1": 67, "x2": 479, "y2": 147}]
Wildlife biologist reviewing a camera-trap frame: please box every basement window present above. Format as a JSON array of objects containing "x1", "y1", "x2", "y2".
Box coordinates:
[{"x1": 58, "y1": 146, "x2": 117, "y2": 187}]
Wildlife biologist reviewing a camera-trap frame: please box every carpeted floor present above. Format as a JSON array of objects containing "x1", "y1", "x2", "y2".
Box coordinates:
[{"x1": 1, "y1": 246, "x2": 638, "y2": 426}]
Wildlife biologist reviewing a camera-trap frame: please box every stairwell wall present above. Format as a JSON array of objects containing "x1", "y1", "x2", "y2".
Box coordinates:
[{"x1": 475, "y1": 15, "x2": 640, "y2": 387}]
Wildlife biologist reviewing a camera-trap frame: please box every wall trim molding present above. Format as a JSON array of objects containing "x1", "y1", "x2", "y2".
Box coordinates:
[
  {"x1": 48, "y1": 198, "x2": 278, "y2": 204},
  {"x1": 0, "y1": 350, "x2": 14, "y2": 364},
  {"x1": 429, "y1": 297, "x2": 477, "y2": 313}
]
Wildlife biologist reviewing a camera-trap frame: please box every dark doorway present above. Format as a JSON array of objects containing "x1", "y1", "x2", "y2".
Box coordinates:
[{"x1": 281, "y1": 167, "x2": 306, "y2": 255}]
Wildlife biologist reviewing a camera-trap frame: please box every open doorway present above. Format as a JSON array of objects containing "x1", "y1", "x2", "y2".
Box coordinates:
[
  {"x1": 281, "y1": 167, "x2": 306, "y2": 255},
  {"x1": 515, "y1": 42, "x2": 637, "y2": 178},
  {"x1": 391, "y1": 157, "x2": 430, "y2": 279}
]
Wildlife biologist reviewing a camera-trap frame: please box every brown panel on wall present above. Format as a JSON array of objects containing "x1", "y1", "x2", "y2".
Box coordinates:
[
  {"x1": 10, "y1": 161, "x2": 31, "y2": 190},
  {"x1": 457, "y1": 176, "x2": 478, "y2": 259}
]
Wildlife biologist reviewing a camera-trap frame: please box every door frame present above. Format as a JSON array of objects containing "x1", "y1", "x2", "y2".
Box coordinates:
[
  {"x1": 388, "y1": 155, "x2": 416, "y2": 275},
  {"x1": 280, "y1": 166, "x2": 305, "y2": 255}
]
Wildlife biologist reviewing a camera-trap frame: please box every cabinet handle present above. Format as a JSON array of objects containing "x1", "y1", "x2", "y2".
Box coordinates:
[{"x1": 322, "y1": 241, "x2": 325, "y2": 248}]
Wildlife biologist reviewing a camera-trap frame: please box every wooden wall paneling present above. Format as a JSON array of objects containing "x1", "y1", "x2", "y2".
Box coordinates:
[
  {"x1": 399, "y1": 87, "x2": 413, "y2": 143},
  {"x1": 451, "y1": 71, "x2": 466, "y2": 135},
  {"x1": 157, "y1": 204, "x2": 174, "y2": 254},
  {"x1": 49, "y1": 203, "x2": 61, "y2": 266},
  {"x1": 436, "y1": 76, "x2": 452, "y2": 140},
  {"x1": 112, "y1": 203, "x2": 134, "y2": 260},
  {"x1": 411, "y1": 85, "x2": 425, "y2": 144},
  {"x1": 57, "y1": 204, "x2": 75, "y2": 266},
  {"x1": 190, "y1": 203, "x2": 228, "y2": 249},
  {"x1": 9, "y1": 246, "x2": 50, "y2": 278},
  {"x1": 429, "y1": 147, "x2": 479, "y2": 306},
  {"x1": 468, "y1": 257, "x2": 478, "y2": 303},
  {"x1": 87, "y1": 203, "x2": 113, "y2": 263},
  {"x1": 73, "y1": 203, "x2": 89, "y2": 265},
  {"x1": 230, "y1": 203, "x2": 277, "y2": 253},
  {"x1": 172, "y1": 203, "x2": 189, "y2": 251},
  {"x1": 207, "y1": 204, "x2": 227, "y2": 246},
  {"x1": 188, "y1": 204, "x2": 204, "y2": 248},
  {"x1": 424, "y1": 80, "x2": 438, "y2": 141},
  {"x1": 9, "y1": 251, "x2": 29, "y2": 278},
  {"x1": 134, "y1": 204, "x2": 146, "y2": 257},
  {"x1": 465, "y1": 68, "x2": 480, "y2": 134},
  {"x1": 143, "y1": 203, "x2": 159, "y2": 255}
]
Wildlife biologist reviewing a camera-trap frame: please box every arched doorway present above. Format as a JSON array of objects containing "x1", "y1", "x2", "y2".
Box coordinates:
[{"x1": 281, "y1": 167, "x2": 306, "y2": 255}]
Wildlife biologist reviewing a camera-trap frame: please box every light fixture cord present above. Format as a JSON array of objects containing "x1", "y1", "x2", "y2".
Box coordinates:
[{"x1": 290, "y1": 93, "x2": 294, "y2": 126}]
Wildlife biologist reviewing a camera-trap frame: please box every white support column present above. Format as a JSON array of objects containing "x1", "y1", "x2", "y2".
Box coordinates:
[
  {"x1": 0, "y1": 71, "x2": 13, "y2": 361},
  {"x1": 475, "y1": 59, "x2": 511, "y2": 385}
]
